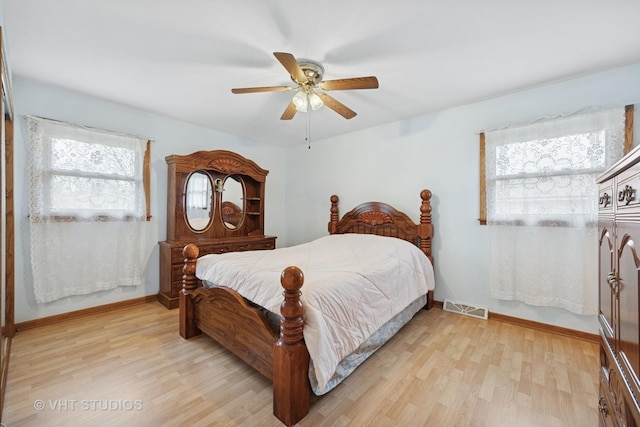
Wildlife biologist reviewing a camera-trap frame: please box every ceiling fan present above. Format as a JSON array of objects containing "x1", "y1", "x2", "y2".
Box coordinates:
[{"x1": 231, "y1": 52, "x2": 379, "y2": 120}]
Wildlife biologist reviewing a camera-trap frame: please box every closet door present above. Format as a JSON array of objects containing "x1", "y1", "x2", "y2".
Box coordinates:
[
  {"x1": 0, "y1": 26, "x2": 15, "y2": 417},
  {"x1": 0, "y1": 41, "x2": 4, "y2": 404}
]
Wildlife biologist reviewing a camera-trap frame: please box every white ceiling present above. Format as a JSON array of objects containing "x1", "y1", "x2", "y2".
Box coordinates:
[{"x1": 4, "y1": 0, "x2": 640, "y2": 146}]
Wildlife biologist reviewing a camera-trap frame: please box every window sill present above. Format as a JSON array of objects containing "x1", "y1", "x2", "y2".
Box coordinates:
[{"x1": 30, "y1": 214, "x2": 149, "y2": 223}]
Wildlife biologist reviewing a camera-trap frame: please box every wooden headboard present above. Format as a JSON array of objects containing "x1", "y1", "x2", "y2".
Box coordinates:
[{"x1": 327, "y1": 189, "x2": 434, "y2": 265}]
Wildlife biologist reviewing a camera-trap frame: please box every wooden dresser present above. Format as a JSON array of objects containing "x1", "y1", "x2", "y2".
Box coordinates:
[
  {"x1": 158, "y1": 150, "x2": 276, "y2": 309},
  {"x1": 597, "y1": 144, "x2": 640, "y2": 427}
]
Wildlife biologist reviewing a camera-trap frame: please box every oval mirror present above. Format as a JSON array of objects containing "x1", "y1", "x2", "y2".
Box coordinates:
[
  {"x1": 185, "y1": 171, "x2": 213, "y2": 231},
  {"x1": 221, "y1": 175, "x2": 244, "y2": 230}
]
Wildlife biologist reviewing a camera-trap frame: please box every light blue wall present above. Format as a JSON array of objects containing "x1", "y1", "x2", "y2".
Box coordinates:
[
  {"x1": 12, "y1": 76, "x2": 287, "y2": 322},
  {"x1": 10, "y1": 54, "x2": 640, "y2": 333},
  {"x1": 286, "y1": 62, "x2": 640, "y2": 333}
]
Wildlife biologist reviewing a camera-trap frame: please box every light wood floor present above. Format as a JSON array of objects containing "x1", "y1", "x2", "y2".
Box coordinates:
[{"x1": 3, "y1": 302, "x2": 599, "y2": 426}]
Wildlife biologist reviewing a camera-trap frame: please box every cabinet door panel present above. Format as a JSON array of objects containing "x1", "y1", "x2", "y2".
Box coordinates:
[
  {"x1": 616, "y1": 224, "x2": 640, "y2": 390},
  {"x1": 599, "y1": 222, "x2": 616, "y2": 342}
]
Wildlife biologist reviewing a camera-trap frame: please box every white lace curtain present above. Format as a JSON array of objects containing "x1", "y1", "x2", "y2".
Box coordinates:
[
  {"x1": 486, "y1": 107, "x2": 625, "y2": 315},
  {"x1": 28, "y1": 116, "x2": 148, "y2": 303}
]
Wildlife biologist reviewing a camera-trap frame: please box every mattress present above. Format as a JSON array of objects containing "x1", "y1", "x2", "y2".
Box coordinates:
[{"x1": 196, "y1": 233, "x2": 435, "y2": 394}]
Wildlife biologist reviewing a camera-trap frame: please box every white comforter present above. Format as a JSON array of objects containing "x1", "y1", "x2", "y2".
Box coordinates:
[{"x1": 195, "y1": 233, "x2": 435, "y2": 393}]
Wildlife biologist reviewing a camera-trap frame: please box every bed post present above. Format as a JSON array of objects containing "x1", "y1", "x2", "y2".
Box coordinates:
[
  {"x1": 328, "y1": 194, "x2": 339, "y2": 234},
  {"x1": 418, "y1": 189, "x2": 434, "y2": 309},
  {"x1": 273, "y1": 266, "x2": 310, "y2": 427},
  {"x1": 418, "y1": 189, "x2": 433, "y2": 262},
  {"x1": 179, "y1": 243, "x2": 201, "y2": 339}
]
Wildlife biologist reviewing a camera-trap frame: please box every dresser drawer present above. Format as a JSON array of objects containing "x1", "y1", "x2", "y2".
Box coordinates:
[
  {"x1": 169, "y1": 239, "x2": 277, "y2": 292},
  {"x1": 170, "y1": 241, "x2": 277, "y2": 282},
  {"x1": 170, "y1": 262, "x2": 184, "y2": 282},
  {"x1": 160, "y1": 236, "x2": 277, "y2": 309},
  {"x1": 616, "y1": 167, "x2": 640, "y2": 211},
  {"x1": 600, "y1": 181, "x2": 614, "y2": 212},
  {"x1": 170, "y1": 239, "x2": 276, "y2": 259},
  {"x1": 599, "y1": 378, "x2": 617, "y2": 427},
  {"x1": 172, "y1": 278, "x2": 187, "y2": 296}
]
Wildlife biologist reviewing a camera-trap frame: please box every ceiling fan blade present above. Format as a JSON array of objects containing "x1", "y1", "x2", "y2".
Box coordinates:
[
  {"x1": 317, "y1": 93, "x2": 357, "y2": 119},
  {"x1": 273, "y1": 52, "x2": 307, "y2": 84},
  {"x1": 280, "y1": 100, "x2": 297, "y2": 120},
  {"x1": 231, "y1": 86, "x2": 293, "y2": 94},
  {"x1": 320, "y1": 76, "x2": 379, "y2": 91}
]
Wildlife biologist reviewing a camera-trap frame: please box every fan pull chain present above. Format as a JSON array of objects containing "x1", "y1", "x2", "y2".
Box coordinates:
[{"x1": 306, "y1": 109, "x2": 311, "y2": 149}]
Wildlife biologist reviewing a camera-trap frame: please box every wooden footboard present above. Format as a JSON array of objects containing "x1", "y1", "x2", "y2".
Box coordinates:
[{"x1": 180, "y1": 244, "x2": 311, "y2": 426}]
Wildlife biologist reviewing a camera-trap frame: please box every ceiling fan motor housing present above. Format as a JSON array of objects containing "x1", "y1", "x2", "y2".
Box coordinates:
[{"x1": 294, "y1": 60, "x2": 325, "y2": 87}]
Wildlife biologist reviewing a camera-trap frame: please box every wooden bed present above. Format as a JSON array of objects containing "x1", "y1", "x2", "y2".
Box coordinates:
[{"x1": 179, "y1": 189, "x2": 434, "y2": 426}]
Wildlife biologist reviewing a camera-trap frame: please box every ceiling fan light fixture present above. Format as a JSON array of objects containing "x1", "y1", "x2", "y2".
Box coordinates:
[
  {"x1": 308, "y1": 92, "x2": 323, "y2": 110},
  {"x1": 292, "y1": 90, "x2": 308, "y2": 112}
]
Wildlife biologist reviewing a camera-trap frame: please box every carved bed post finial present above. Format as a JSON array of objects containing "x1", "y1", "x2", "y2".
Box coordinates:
[
  {"x1": 180, "y1": 243, "x2": 201, "y2": 339},
  {"x1": 420, "y1": 189, "x2": 432, "y2": 225},
  {"x1": 418, "y1": 189, "x2": 433, "y2": 263},
  {"x1": 182, "y1": 243, "x2": 200, "y2": 295},
  {"x1": 273, "y1": 266, "x2": 309, "y2": 426},
  {"x1": 278, "y1": 266, "x2": 305, "y2": 345},
  {"x1": 328, "y1": 195, "x2": 339, "y2": 234}
]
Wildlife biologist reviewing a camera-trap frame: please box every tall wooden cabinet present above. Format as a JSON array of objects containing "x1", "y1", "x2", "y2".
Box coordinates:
[
  {"x1": 598, "y1": 145, "x2": 640, "y2": 427},
  {"x1": 158, "y1": 150, "x2": 276, "y2": 309}
]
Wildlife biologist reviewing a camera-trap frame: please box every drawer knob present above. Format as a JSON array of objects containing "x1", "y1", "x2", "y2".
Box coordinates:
[{"x1": 599, "y1": 192, "x2": 611, "y2": 207}]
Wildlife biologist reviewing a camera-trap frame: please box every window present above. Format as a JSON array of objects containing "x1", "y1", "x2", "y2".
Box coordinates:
[
  {"x1": 29, "y1": 118, "x2": 151, "y2": 222},
  {"x1": 490, "y1": 129, "x2": 617, "y2": 226},
  {"x1": 480, "y1": 105, "x2": 634, "y2": 224},
  {"x1": 480, "y1": 106, "x2": 630, "y2": 315},
  {"x1": 28, "y1": 116, "x2": 151, "y2": 303}
]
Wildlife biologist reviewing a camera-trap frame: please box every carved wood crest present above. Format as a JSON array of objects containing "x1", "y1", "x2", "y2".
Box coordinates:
[
  {"x1": 206, "y1": 157, "x2": 245, "y2": 174},
  {"x1": 356, "y1": 211, "x2": 393, "y2": 226}
]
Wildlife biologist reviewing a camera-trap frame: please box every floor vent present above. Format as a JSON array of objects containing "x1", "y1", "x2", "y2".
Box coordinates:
[{"x1": 443, "y1": 300, "x2": 489, "y2": 320}]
